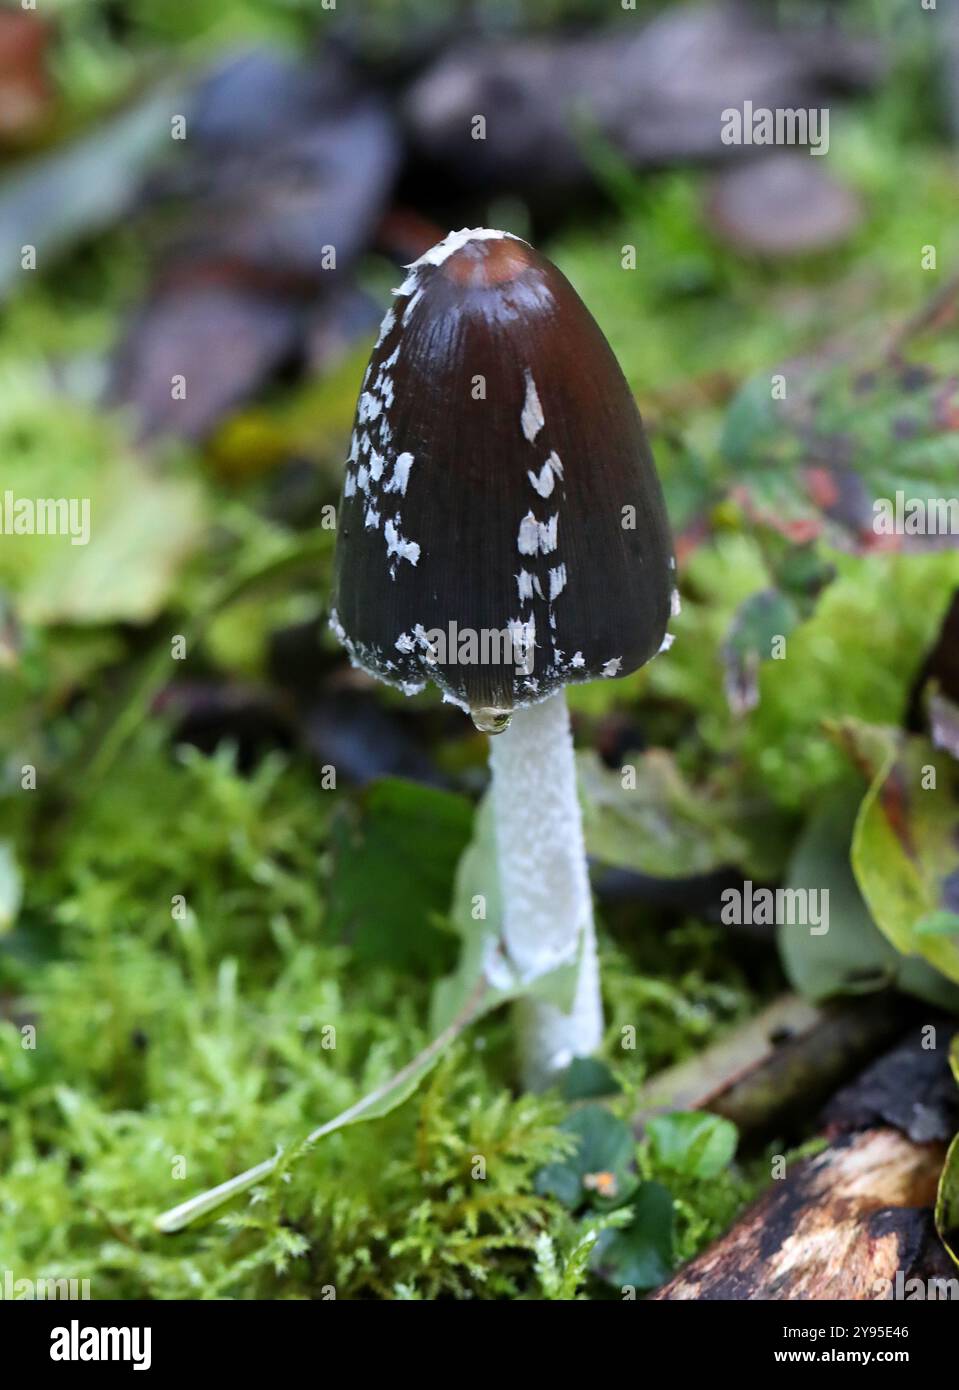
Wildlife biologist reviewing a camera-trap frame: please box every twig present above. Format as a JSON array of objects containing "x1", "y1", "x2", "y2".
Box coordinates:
[
  {"x1": 154, "y1": 978, "x2": 489, "y2": 1234},
  {"x1": 635, "y1": 993, "x2": 913, "y2": 1144}
]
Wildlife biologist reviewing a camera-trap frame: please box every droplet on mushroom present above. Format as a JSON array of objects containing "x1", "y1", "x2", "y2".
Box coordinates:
[{"x1": 471, "y1": 706, "x2": 513, "y2": 734}]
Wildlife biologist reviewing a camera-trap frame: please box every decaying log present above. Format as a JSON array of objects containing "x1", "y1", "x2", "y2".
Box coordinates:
[
  {"x1": 654, "y1": 1025, "x2": 959, "y2": 1300},
  {"x1": 821, "y1": 1031, "x2": 959, "y2": 1146},
  {"x1": 653, "y1": 1126, "x2": 947, "y2": 1300},
  {"x1": 636, "y1": 993, "x2": 914, "y2": 1145}
]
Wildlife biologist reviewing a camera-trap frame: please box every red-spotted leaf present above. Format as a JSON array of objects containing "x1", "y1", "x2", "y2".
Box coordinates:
[
  {"x1": 840, "y1": 720, "x2": 959, "y2": 984},
  {"x1": 721, "y1": 361, "x2": 959, "y2": 553}
]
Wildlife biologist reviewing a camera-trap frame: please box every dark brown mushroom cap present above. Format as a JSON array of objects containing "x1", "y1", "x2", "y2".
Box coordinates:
[{"x1": 331, "y1": 228, "x2": 674, "y2": 719}]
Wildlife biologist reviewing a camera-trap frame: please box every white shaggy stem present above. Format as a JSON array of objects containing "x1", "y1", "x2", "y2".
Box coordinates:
[{"x1": 488, "y1": 690, "x2": 603, "y2": 1089}]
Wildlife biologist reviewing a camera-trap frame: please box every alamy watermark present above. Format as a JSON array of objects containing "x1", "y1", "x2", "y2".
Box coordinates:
[
  {"x1": 721, "y1": 101, "x2": 829, "y2": 156},
  {"x1": 1, "y1": 1268, "x2": 91, "y2": 1299},
  {"x1": 50, "y1": 1320, "x2": 151, "y2": 1370},
  {"x1": 873, "y1": 1271, "x2": 959, "y2": 1300},
  {"x1": 396, "y1": 620, "x2": 536, "y2": 674},
  {"x1": 721, "y1": 881, "x2": 829, "y2": 935},
  {"x1": 873, "y1": 492, "x2": 959, "y2": 536},
  {"x1": 0, "y1": 491, "x2": 90, "y2": 546}
]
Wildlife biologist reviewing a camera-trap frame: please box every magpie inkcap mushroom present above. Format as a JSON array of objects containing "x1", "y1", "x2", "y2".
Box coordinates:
[
  {"x1": 331, "y1": 228, "x2": 676, "y2": 1088},
  {"x1": 331, "y1": 226, "x2": 674, "y2": 733}
]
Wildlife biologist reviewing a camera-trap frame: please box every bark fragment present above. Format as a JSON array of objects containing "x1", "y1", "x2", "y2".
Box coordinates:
[
  {"x1": 654, "y1": 1127, "x2": 945, "y2": 1300},
  {"x1": 654, "y1": 1024, "x2": 959, "y2": 1299}
]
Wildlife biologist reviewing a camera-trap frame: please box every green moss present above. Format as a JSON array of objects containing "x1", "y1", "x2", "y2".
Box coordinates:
[
  {"x1": 599, "y1": 924, "x2": 759, "y2": 1084},
  {"x1": 0, "y1": 732, "x2": 765, "y2": 1298}
]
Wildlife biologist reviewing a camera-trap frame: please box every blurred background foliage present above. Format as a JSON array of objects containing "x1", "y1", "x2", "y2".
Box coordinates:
[{"x1": 1, "y1": 0, "x2": 958, "y2": 1296}]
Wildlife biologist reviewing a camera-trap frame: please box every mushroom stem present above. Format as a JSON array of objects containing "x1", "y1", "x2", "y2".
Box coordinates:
[{"x1": 487, "y1": 690, "x2": 603, "y2": 1090}]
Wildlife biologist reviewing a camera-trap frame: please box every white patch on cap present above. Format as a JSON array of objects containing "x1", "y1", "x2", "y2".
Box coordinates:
[
  {"x1": 393, "y1": 273, "x2": 418, "y2": 297},
  {"x1": 521, "y1": 369, "x2": 545, "y2": 443},
  {"x1": 369, "y1": 450, "x2": 385, "y2": 483},
  {"x1": 413, "y1": 623, "x2": 438, "y2": 664},
  {"x1": 403, "y1": 287, "x2": 424, "y2": 323},
  {"x1": 671, "y1": 588, "x2": 682, "y2": 617},
  {"x1": 517, "y1": 512, "x2": 540, "y2": 555},
  {"x1": 507, "y1": 616, "x2": 537, "y2": 672},
  {"x1": 395, "y1": 632, "x2": 415, "y2": 654},
  {"x1": 570, "y1": 651, "x2": 585, "y2": 668},
  {"x1": 548, "y1": 564, "x2": 567, "y2": 601},
  {"x1": 517, "y1": 510, "x2": 559, "y2": 556},
  {"x1": 343, "y1": 472, "x2": 356, "y2": 499},
  {"x1": 356, "y1": 463, "x2": 369, "y2": 493},
  {"x1": 358, "y1": 392, "x2": 382, "y2": 424},
  {"x1": 384, "y1": 516, "x2": 420, "y2": 574},
  {"x1": 658, "y1": 632, "x2": 675, "y2": 654},
  {"x1": 364, "y1": 505, "x2": 380, "y2": 529},
  {"x1": 516, "y1": 569, "x2": 544, "y2": 602},
  {"x1": 374, "y1": 306, "x2": 396, "y2": 348},
  {"x1": 409, "y1": 226, "x2": 522, "y2": 270},
  {"x1": 601, "y1": 657, "x2": 622, "y2": 678},
  {"x1": 529, "y1": 450, "x2": 564, "y2": 497},
  {"x1": 538, "y1": 515, "x2": 558, "y2": 554},
  {"x1": 329, "y1": 608, "x2": 346, "y2": 644},
  {"x1": 329, "y1": 610, "x2": 428, "y2": 699},
  {"x1": 384, "y1": 451, "x2": 414, "y2": 496}
]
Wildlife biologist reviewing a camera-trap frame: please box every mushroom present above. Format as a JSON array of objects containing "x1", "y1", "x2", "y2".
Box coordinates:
[{"x1": 331, "y1": 228, "x2": 675, "y2": 1088}]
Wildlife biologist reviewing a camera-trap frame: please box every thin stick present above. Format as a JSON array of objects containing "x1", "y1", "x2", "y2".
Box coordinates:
[{"x1": 155, "y1": 979, "x2": 489, "y2": 1234}]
